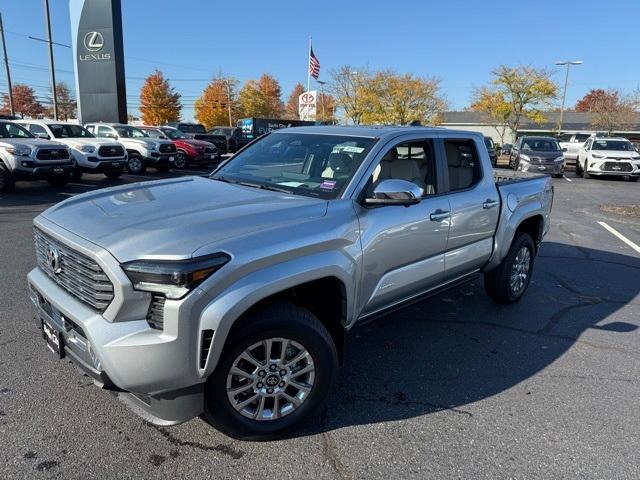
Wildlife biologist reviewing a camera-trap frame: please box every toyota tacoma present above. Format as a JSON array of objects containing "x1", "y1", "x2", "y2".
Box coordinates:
[{"x1": 28, "y1": 126, "x2": 553, "y2": 439}]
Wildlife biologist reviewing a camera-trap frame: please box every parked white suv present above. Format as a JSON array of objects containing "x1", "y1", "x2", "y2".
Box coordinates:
[
  {"x1": 576, "y1": 136, "x2": 640, "y2": 181},
  {"x1": 85, "y1": 123, "x2": 177, "y2": 174},
  {"x1": 17, "y1": 120, "x2": 127, "y2": 181}
]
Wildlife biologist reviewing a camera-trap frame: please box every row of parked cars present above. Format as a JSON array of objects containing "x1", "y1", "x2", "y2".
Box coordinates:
[
  {"x1": 0, "y1": 119, "x2": 242, "y2": 192},
  {"x1": 506, "y1": 134, "x2": 640, "y2": 181}
]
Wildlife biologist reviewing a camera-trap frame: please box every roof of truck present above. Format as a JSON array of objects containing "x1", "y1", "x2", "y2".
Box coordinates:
[{"x1": 279, "y1": 125, "x2": 478, "y2": 139}]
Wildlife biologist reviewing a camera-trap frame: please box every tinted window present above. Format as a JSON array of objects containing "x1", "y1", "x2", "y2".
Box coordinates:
[
  {"x1": 49, "y1": 124, "x2": 94, "y2": 138},
  {"x1": 557, "y1": 134, "x2": 573, "y2": 142},
  {"x1": 97, "y1": 126, "x2": 113, "y2": 137},
  {"x1": 28, "y1": 124, "x2": 47, "y2": 136},
  {"x1": 574, "y1": 134, "x2": 591, "y2": 142},
  {"x1": 521, "y1": 138, "x2": 561, "y2": 151},
  {"x1": 591, "y1": 140, "x2": 634, "y2": 151},
  {"x1": 215, "y1": 133, "x2": 375, "y2": 199},
  {"x1": 115, "y1": 126, "x2": 148, "y2": 138},
  {"x1": 444, "y1": 139, "x2": 482, "y2": 191},
  {"x1": 180, "y1": 124, "x2": 206, "y2": 134},
  {"x1": 0, "y1": 122, "x2": 33, "y2": 138}
]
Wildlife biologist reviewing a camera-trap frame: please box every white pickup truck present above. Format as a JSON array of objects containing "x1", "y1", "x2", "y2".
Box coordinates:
[
  {"x1": 557, "y1": 132, "x2": 592, "y2": 165},
  {"x1": 16, "y1": 120, "x2": 127, "y2": 180}
]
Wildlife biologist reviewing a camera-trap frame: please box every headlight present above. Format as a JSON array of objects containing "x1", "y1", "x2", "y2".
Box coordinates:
[
  {"x1": 592, "y1": 153, "x2": 604, "y2": 159},
  {"x1": 554, "y1": 155, "x2": 564, "y2": 162},
  {"x1": 147, "y1": 142, "x2": 158, "y2": 150},
  {"x1": 122, "y1": 253, "x2": 230, "y2": 299},
  {"x1": 519, "y1": 154, "x2": 530, "y2": 162},
  {"x1": 7, "y1": 146, "x2": 32, "y2": 156},
  {"x1": 80, "y1": 145, "x2": 96, "y2": 153}
]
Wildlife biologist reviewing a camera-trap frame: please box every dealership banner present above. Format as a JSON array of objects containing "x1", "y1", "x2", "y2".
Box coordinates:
[
  {"x1": 299, "y1": 90, "x2": 317, "y2": 121},
  {"x1": 69, "y1": 0, "x2": 127, "y2": 123}
]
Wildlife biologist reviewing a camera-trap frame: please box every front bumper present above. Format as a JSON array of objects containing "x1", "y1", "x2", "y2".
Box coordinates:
[
  {"x1": 75, "y1": 151, "x2": 127, "y2": 172},
  {"x1": 519, "y1": 161, "x2": 564, "y2": 175},
  {"x1": 25, "y1": 218, "x2": 210, "y2": 425},
  {"x1": 144, "y1": 152, "x2": 176, "y2": 166},
  {"x1": 586, "y1": 160, "x2": 640, "y2": 177},
  {"x1": 14, "y1": 162, "x2": 74, "y2": 180}
]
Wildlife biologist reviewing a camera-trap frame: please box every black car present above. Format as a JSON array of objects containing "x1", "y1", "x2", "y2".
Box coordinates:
[
  {"x1": 484, "y1": 136, "x2": 497, "y2": 166},
  {"x1": 164, "y1": 122, "x2": 228, "y2": 154},
  {"x1": 209, "y1": 126, "x2": 251, "y2": 153}
]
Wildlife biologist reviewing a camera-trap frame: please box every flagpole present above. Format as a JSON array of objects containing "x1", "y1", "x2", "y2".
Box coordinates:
[{"x1": 307, "y1": 36, "x2": 311, "y2": 94}]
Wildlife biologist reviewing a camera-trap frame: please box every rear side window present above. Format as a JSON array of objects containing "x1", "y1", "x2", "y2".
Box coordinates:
[
  {"x1": 444, "y1": 139, "x2": 482, "y2": 192},
  {"x1": 557, "y1": 134, "x2": 573, "y2": 142},
  {"x1": 28, "y1": 124, "x2": 47, "y2": 135},
  {"x1": 574, "y1": 134, "x2": 591, "y2": 142}
]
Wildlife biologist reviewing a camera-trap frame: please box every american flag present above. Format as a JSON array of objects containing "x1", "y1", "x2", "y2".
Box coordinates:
[{"x1": 309, "y1": 46, "x2": 320, "y2": 80}]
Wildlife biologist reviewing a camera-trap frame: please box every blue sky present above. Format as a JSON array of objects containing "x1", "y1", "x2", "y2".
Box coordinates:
[{"x1": 0, "y1": 0, "x2": 639, "y2": 121}]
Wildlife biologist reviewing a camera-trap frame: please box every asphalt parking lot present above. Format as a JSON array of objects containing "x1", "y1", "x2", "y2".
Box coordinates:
[{"x1": 1, "y1": 167, "x2": 639, "y2": 479}]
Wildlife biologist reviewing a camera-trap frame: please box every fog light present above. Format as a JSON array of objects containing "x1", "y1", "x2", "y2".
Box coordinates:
[{"x1": 21, "y1": 160, "x2": 35, "y2": 168}]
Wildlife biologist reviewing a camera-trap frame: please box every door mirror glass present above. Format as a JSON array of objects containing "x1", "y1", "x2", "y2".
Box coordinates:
[{"x1": 365, "y1": 179, "x2": 423, "y2": 206}]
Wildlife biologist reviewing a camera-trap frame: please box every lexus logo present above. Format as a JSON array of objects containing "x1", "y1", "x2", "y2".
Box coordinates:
[
  {"x1": 47, "y1": 246, "x2": 62, "y2": 275},
  {"x1": 83, "y1": 31, "x2": 104, "y2": 51}
]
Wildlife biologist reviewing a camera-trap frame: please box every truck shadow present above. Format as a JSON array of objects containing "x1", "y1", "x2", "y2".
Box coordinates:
[{"x1": 301, "y1": 241, "x2": 640, "y2": 436}]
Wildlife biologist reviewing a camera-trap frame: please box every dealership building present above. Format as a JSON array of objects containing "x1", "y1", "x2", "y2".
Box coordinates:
[{"x1": 440, "y1": 111, "x2": 640, "y2": 145}]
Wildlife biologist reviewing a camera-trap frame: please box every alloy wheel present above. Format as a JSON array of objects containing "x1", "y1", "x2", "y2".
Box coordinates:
[
  {"x1": 226, "y1": 337, "x2": 315, "y2": 421},
  {"x1": 509, "y1": 246, "x2": 531, "y2": 295}
]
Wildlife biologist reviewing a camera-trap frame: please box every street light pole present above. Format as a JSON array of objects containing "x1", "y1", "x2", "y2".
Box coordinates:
[
  {"x1": 0, "y1": 13, "x2": 14, "y2": 116},
  {"x1": 224, "y1": 79, "x2": 232, "y2": 127},
  {"x1": 43, "y1": 0, "x2": 58, "y2": 120},
  {"x1": 555, "y1": 60, "x2": 582, "y2": 134}
]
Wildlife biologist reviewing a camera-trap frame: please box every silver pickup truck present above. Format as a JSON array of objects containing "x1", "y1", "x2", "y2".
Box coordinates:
[{"x1": 28, "y1": 126, "x2": 553, "y2": 439}]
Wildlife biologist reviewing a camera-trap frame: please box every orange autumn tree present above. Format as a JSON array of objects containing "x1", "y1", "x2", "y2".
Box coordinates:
[{"x1": 139, "y1": 69, "x2": 181, "y2": 125}]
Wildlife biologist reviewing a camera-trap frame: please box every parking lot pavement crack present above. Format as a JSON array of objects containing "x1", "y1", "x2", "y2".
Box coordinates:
[
  {"x1": 338, "y1": 393, "x2": 473, "y2": 417},
  {"x1": 543, "y1": 373, "x2": 636, "y2": 384},
  {"x1": 539, "y1": 254, "x2": 640, "y2": 271},
  {"x1": 145, "y1": 422, "x2": 245, "y2": 460},
  {"x1": 320, "y1": 410, "x2": 353, "y2": 480}
]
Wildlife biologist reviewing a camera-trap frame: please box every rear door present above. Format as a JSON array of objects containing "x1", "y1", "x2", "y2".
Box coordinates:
[{"x1": 439, "y1": 135, "x2": 500, "y2": 281}]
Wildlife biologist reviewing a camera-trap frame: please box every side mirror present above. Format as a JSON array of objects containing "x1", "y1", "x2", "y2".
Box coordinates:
[
  {"x1": 364, "y1": 179, "x2": 423, "y2": 206},
  {"x1": 562, "y1": 147, "x2": 568, "y2": 152}
]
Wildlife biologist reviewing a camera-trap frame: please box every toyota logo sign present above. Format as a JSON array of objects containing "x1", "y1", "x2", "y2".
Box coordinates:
[
  {"x1": 83, "y1": 31, "x2": 104, "y2": 51},
  {"x1": 47, "y1": 246, "x2": 62, "y2": 275}
]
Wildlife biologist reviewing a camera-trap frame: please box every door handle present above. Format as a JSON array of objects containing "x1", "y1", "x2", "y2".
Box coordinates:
[
  {"x1": 430, "y1": 209, "x2": 450, "y2": 221},
  {"x1": 482, "y1": 199, "x2": 499, "y2": 209}
]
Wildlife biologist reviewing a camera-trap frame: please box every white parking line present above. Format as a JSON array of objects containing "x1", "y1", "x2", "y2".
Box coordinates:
[
  {"x1": 68, "y1": 182, "x2": 94, "y2": 187},
  {"x1": 597, "y1": 221, "x2": 640, "y2": 254},
  {"x1": 564, "y1": 176, "x2": 572, "y2": 182}
]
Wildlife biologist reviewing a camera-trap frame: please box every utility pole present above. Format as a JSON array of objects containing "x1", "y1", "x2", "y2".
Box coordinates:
[
  {"x1": 555, "y1": 60, "x2": 582, "y2": 134},
  {"x1": 224, "y1": 80, "x2": 232, "y2": 127},
  {"x1": 0, "y1": 13, "x2": 14, "y2": 116},
  {"x1": 44, "y1": 0, "x2": 58, "y2": 120}
]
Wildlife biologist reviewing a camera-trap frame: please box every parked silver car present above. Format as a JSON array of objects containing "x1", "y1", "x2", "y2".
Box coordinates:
[
  {"x1": 509, "y1": 136, "x2": 565, "y2": 177},
  {"x1": 28, "y1": 126, "x2": 553, "y2": 439}
]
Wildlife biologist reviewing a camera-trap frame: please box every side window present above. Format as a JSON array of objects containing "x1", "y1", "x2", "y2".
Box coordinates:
[
  {"x1": 584, "y1": 139, "x2": 592, "y2": 150},
  {"x1": 28, "y1": 124, "x2": 48, "y2": 137},
  {"x1": 371, "y1": 140, "x2": 437, "y2": 195},
  {"x1": 444, "y1": 139, "x2": 482, "y2": 192},
  {"x1": 7, "y1": 123, "x2": 30, "y2": 138},
  {"x1": 97, "y1": 126, "x2": 112, "y2": 138},
  {"x1": 86, "y1": 125, "x2": 94, "y2": 134},
  {"x1": 574, "y1": 134, "x2": 591, "y2": 143},
  {"x1": 557, "y1": 134, "x2": 573, "y2": 142}
]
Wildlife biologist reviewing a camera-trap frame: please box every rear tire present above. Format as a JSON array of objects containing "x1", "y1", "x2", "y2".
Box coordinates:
[
  {"x1": 484, "y1": 232, "x2": 536, "y2": 304},
  {"x1": 203, "y1": 301, "x2": 338, "y2": 440},
  {"x1": 0, "y1": 163, "x2": 15, "y2": 192}
]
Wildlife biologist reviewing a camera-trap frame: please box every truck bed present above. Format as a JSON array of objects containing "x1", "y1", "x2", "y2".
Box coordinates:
[{"x1": 493, "y1": 167, "x2": 546, "y2": 185}]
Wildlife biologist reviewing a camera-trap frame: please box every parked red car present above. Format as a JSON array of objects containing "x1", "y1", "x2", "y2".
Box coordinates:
[{"x1": 139, "y1": 126, "x2": 219, "y2": 168}]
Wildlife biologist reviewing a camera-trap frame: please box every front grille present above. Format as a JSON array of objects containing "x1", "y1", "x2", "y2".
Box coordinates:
[
  {"x1": 34, "y1": 229, "x2": 114, "y2": 312},
  {"x1": 146, "y1": 295, "x2": 165, "y2": 330},
  {"x1": 200, "y1": 330, "x2": 215, "y2": 368},
  {"x1": 602, "y1": 161, "x2": 632, "y2": 172},
  {"x1": 204, "y1": 147, "x2": 216, "y2": 154},
  {"x1": 159, "y1": 143, "x2": 176, "y2": 154},
  {"x1": 36, "y1": 148, "x2": 70, "y2": 161},
  {"x1": 98, "y1": 145, "x2": 125, "y2": 157}
]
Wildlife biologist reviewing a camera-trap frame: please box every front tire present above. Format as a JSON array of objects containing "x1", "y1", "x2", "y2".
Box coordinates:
[
  {"x1": 203, "y1": 301, "x2": 338, "y2": 440},
  {"x1": 484, "y1": 232, "x2": 535, "y2": 304},
  {"x1": 174, "y1": 151, "x2": 187, "y2": 169},
  {"x1": 104, "y1": 169, "x2": 123, "y2": 180},
  {"x1": 126, "y1": 153, "x2": 146, "y2": 174},
  {"x1": 0, "y1": 163, "x2": 15, "y2": 192}
]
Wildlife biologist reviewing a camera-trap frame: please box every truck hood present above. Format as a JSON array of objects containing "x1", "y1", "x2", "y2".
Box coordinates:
[
  {"x1": 120, "y1": 138, "x2": 171, "y2": 149},
  {"x1": 0, "y1": 138, "x2": 66, "y2": 149},
  {"x1": 60, "y1": 138, "x2": 122, "y2": 149},
  {"x1": 522, "y1": 150, "x2": 563, "y2": 160},
  {"x1": 40, "y1": 176, "x2": 328, "y2": 262}
]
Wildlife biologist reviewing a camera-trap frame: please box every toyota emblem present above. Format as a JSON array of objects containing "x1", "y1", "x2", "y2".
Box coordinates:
[{"x1": 47, "y1": 246, "x2": 62, "y2": 274}]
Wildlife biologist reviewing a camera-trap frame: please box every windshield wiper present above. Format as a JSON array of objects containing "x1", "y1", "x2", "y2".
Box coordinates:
[
  {"x1": 257, "y1": 184, "x2": 294, "y2": 194},
  {"x1": 210, "y1": 175, "x2": 293, "y2": 194}
]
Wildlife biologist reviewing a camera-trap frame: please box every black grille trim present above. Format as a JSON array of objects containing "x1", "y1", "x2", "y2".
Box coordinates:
[
  {"x1": 159, "y1": 143, "x2": 176, "y2": 154},
  {"x1": 98, "y1": 145, "x2": 125, "y2": 157},
  {"x1": 602, "y1": 161, "x2": 633, "y2": 172},
  {"x1": 146, "y1": 295, "x2": 166, "y2": 330},
  {"x1": 200, "y1": 329, "x2": 215, "y2": 369},
  {"x1": 36, "y1": 148, "x2": 70, "y2": 161}
]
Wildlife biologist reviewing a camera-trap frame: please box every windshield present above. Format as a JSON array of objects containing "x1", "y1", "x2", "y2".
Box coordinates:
[
  {"x1": 180, "y1": 124, "x2": 206, "y2": 134},
  {"x1": 213, "y1": 132, "x2": 376, "y2": 199},
  {"x1": 161, "y1": 128, "x2": 187, "y2": 139},
  {"x1": 0, "y1": 122, "x2": 34, "y2": 138},
  {"x1": 115, "y1": 126, "x2": 149, "y2": 138},
  {"x1": 50, "y1": 124, "x2": 94, "y2": 138},
  {"x1": 484, "y1": 137, "x2": 494, "y2": 149},
  {"x1": 591, "y1": 139, "x2": 634, "y2": 151},
  {"x1": 522, "y1": 138, "x2": 560, "y2": 152}
]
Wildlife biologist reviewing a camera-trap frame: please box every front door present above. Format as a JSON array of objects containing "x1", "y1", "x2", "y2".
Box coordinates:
[{"x1": 357, "y1": 139, "x2": 451, "y2": 317}]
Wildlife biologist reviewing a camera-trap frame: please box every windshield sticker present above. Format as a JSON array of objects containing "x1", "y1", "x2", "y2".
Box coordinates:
[
  {"x1": 339, "y1": 145, "x2": 365, "y2": 154},
  {"x1": 320, "y1": 180, "x2": 337, "y2": 190}
]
